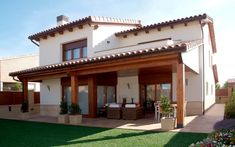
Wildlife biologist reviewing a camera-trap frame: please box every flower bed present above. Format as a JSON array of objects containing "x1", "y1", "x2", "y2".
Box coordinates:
[{"x1": 189, "y1": 128, "x2": 235, "y2": 146}]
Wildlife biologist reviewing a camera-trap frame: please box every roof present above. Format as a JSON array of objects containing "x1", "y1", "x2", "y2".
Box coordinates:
[
  {"x1": 227, "y1": 78, "x2": 235, "y2": 83},
  {"x1": 115, "y1": 13, "x2": 217, "y2": 54},
  {"x1": 115, "y1": 13, "x2": 212, "y2": 36},
  {"x1": 28, "y1": 16, "x2": 141, "y2": 41},
  {"x1": 9, "y1": 40, "x2": 201, "y2": 77}
]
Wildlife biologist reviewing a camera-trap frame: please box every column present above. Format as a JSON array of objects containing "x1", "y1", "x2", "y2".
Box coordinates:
[
  {"x1": 23, "y1": 79, "x2": 28, "y2": 101},
  {"x1": 176, "y1": 63, "x2": 185, "y2": 128},
  {"x1": 88, "y1": 76, "x2": 97, "y2": 118},
  {"x1": 71, "y1": 74, "x2": 78, "y2": 104}
]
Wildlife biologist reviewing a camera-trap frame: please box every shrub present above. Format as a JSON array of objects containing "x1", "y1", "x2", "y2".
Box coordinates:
[
  {"x1": 21, "y1": 100, "x2": 29, "y2": 113},
  {"x1": 225, "y1": 91, "x2": 235, "y2": 119},
  {"x1": 189, "y1": 128, "x2": 235, "y2": 146},
  {"x1": 59, "y1": 100, "x2": 68, "y2": 114},
  {"x1": 68, "y1": 103, "x2": 81, "y2": 115},
  {"x1": 160, "y1": 95, "x2": 172, "y2": 117}
]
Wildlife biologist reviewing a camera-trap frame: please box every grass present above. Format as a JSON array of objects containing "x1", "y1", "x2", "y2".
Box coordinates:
[{"x1": 0, "y1": 119, "x2": 207, "y2": 147}]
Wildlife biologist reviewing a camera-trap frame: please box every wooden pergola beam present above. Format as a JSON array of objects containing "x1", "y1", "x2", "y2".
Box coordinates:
[
  {"x1": 88, "y1": 76, "x2": 97, "y2": 118},
  {"x1": 71, "y1": 74, "x2": 78, "y2": 104},
  {"x1": 23, "y1": 78, "x2": 28, "y2": 101},
  {"x1": 176, "y1": 63, "x2": 185, "y2": 128}
]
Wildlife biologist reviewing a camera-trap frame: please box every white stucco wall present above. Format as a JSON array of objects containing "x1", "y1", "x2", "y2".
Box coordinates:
[
  {"x1": 39, "y1": 25, "x2": 92, "y2": 65},
  {"x1": 181, "y1": 47, "x2": 200, "y2": 73},
  {"x1": 117, "y1": 76, "x2": 139, "y2": 104},
  {"x1": 92, "y1": 24, "x2": 135, "y2": 56},
  {"x1": 118, "y1": 21, "x2": 202, "y2": 47},
  {"x1": 203, "y1": 24, "x2": 216, "y2": 110},
  {"x1": 40, "y1": 78, "x2": 61, "y2": 105}
]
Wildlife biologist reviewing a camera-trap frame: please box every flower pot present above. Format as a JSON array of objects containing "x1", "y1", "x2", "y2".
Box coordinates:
[
  {"x1": 20, "y1": 112, "x2": 30, "y2": 120},
  {"x1": 161, "y1": 117, "x2": 176, "y2": 130},
  {"x1": 69, "y1": 115, "x2": 82, "y2": 124},
  {"x1": 58, "y1": 114, "x2": 69, "y2": 123}
]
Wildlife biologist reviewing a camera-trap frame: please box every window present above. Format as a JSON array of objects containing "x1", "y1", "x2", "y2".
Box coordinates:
[{"x1": 63, "y1": 39, "x2": 87, "y2": 61}]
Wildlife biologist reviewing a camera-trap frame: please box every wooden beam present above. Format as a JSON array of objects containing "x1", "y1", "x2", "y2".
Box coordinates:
[
  {"x1": 23, "y1": 78, "x2": 28, "y2": 101},
  {"x1": 176, "y1": 63, "x2": 185, "y2": 128},
  {"x1": 71, "y1": 74, "x2": 78, "y2": 104},
  {"x1": 88, "y1": 76, "x2": 97, "y2": 118}
]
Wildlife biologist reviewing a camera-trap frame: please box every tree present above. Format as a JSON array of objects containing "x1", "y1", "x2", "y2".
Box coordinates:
[
  {"x1": 215, "y1": 83, "x2": 221, "y2": 89},
  {"x1": 223, "y1": 81, "x2": 228, "y2": 88},
  {"x1": 11, "y1": 83, "x2": 22, "y2": 91}
]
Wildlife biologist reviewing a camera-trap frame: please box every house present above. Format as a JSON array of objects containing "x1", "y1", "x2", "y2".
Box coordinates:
[
  {"x1": 216, "y1": 78, "x2": 235, "y2": 103},
  {"x1": 0, "y1": 54, "x2": 39, "y2": 91},
  {"x1": 9, "y1": 14, "x2": 218, "y2": 128}
]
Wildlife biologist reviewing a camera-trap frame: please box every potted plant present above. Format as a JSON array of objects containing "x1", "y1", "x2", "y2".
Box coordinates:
[
  {"x1": 160, "y1": 95, "x2": 176, "y2": 130},
  {"x1": 20, "y1": 100, "x2": 29, "y2": 119},
  {"x1": 68, "y1": 103, "x2": 82, "y2": 124},
  {"x1": 57, "y1": 100, "x2": 69, "y2": 123}
]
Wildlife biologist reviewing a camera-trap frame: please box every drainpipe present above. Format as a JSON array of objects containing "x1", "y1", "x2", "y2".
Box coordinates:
[{"x1": 200, "y1": 21, "x2": 205, "y2": 115}]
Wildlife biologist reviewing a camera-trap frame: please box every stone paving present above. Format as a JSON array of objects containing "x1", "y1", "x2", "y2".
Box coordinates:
[{"x1": 0, "y1": 104, "x2": 225, "y2": 133}]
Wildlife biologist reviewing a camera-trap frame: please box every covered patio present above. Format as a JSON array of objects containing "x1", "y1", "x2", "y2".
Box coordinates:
[
  {"x1": 0, "y1": 104, "x2": 225, "y2": 133},
  {"x1": 9, "y1": 41, "x2": 200, "y2": 128}
]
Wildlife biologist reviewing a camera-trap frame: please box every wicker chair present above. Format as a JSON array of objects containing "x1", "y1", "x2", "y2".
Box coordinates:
[
  {"x1": 107, "y1": 107, "x2": 122, "y2": 119},
  {"x1": 122, "y1": 106, "x2": 144, "y2": 120}
]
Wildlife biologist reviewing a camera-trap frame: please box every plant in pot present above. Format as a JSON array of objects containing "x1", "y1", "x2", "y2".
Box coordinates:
[
  {"x1": 57, "y1": 100, "x2": 69, "y2": 123},
  {"x1": 68, "y1": 103, "x2": 82, "y2": 124},
  {"x1": 20, "y1": 100, "x2": 29, "y2": 119},
  {"x1": 160, "y1": 95, "x2": 176, "y2": 130}
]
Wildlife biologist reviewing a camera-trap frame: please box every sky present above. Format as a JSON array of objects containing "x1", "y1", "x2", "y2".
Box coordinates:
[{"x1": 0, "y1": 0, "x2": 235, "y2": 84}]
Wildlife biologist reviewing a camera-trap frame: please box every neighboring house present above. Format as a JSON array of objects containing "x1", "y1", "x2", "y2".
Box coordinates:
[
  {"x1": 216, "y1": 78, "x2": 235, "y2": 103},
  {"x1": 0, "y1": 54, "x2": 39, "y2": 91},
  {"x1": 10, "y1": 14, "x2": 218, "y2": 128}
]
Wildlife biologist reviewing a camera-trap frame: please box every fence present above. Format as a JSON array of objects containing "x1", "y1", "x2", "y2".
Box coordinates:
[
  {"x1": 0, "y1": 92, "x2": 40, "y2": 105},
  {"x1": 216, "y1": 88, "x2": 229, "y2": 103}
]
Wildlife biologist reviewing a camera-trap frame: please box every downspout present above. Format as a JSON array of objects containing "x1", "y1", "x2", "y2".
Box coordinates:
[{"x1": 200, "y1": 21, "x2": 205, "y2": 115}]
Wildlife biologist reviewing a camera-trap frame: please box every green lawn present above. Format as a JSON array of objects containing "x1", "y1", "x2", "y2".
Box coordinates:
[{"x1": 0, "y1": 119, "x2": 207, "y2": 147}]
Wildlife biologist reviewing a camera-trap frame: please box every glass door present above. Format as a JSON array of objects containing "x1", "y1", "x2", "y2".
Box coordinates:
[{"x1": 78, "y1": 85, "x2": 89, "y2": 115}]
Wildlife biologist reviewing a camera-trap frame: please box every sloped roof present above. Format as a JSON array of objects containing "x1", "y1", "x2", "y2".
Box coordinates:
[
  {"x1": 9, "y1": 40, "x2": 201, "y2": 77},
  {"x1": 28, "y1": 16, "x2": 141, "y2": 41},
  {"x1": 115, "y1": 13, "x2": 212, "y2": 36}
]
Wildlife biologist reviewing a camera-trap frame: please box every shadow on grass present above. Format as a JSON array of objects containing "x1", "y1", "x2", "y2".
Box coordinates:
[
  {"x1": 164, "y1": 131, "x2": 208, "y2": 147},
  {"x1": 0, "y1": 119, "x2": 208, "y2": 147},
  {"x1": 0, "y1": 119, "x2": 156, "y2": 147}
]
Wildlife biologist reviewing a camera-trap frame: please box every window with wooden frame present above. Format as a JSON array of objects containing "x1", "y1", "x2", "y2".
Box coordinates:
[{"x1": 62, "y1": 39, "x2": 87, "y2": 61}]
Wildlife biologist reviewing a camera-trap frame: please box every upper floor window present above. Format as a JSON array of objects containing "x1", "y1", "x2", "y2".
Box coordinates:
[{"x1": 63, "y1": 39, "x2": 87, "y2": 61}]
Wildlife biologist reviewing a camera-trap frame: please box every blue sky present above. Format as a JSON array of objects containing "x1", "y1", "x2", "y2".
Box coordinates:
[{"x1": 0, "y1": 0, "x2": 234, "y2": 84}]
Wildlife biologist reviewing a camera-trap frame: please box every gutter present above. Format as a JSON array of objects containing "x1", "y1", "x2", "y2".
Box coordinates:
[{"x1": 30, "y1": 39, "x2": 39, "y2": 47}]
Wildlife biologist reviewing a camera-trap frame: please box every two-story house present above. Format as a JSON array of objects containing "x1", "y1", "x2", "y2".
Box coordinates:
[{"x1": 10, "y1": 14, "x2": 218, "y2": 128}]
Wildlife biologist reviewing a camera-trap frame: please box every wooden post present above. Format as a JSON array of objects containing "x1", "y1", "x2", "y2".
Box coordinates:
[
  {"x1": 71, "y1": 74, "x2": 78, "y2": 104},
  {"x1": 23, "y1": 79, "x2": 28, "y2": 101},
  {"x1": 88, "y1": 76, "x2": 97, "y2": 118},
  {"x1": 176, "y1": 63, "x2": 185, "y2": 128}
]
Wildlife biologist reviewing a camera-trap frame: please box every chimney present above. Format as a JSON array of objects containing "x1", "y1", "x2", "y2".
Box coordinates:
[{"x1": 57, "y1": 15, "x2": 69, "y2": 26}]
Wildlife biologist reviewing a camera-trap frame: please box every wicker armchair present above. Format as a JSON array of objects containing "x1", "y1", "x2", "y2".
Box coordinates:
[
  {"x1": 107, "y1": 104, "x2": 122, "y2": 119},
  {"x1": 122, "y1": 106, "x2": 143, "y2": 120}
]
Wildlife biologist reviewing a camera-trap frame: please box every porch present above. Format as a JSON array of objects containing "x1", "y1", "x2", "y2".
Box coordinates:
[
  {"x1": 0, "y1": 104, "x2": 225, "y2": 133},
  {"x1": 9, "y1": 42, "x2": 202, "y2": 128}
]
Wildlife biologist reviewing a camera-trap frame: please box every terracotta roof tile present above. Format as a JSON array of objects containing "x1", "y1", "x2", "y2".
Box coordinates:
[
  {"x1": 9, "y1": 40, "x2": 202, "y2": 77},
  {"x1": 28, "y1": 16, "x2": 141, "y2": 40},
  {"x1": 115, "y1": 13, "x2": 212, "y2": 36}
]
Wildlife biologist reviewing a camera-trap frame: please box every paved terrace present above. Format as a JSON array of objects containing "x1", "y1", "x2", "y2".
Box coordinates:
[{"x1": 0, "y1": 104, "x2": 225, "y2": 133}]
